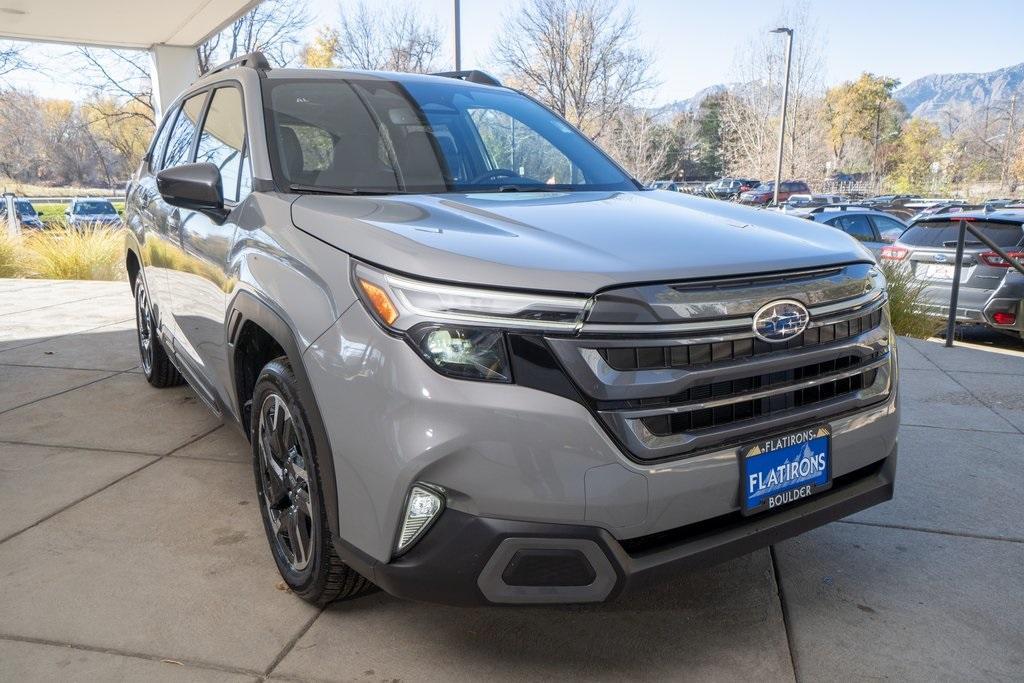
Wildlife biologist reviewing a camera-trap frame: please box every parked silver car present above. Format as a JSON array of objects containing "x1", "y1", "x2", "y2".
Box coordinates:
[
  {"x1": 124, "y1": 54, "x2": 898, "y2": 607},
  {"x1": 66, "y1": 198, "x2": 122, "y2": 228},
  {"x1": 801, "y1": 206, "x2": 908, "y2": 259},
  {"x1": 881, "y1": 209, "x2": 1024, "y2": 326}
]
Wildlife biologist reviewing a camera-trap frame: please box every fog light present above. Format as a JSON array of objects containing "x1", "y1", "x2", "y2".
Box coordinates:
[
  {"x1": 397, "y1": 484, "x2": 444, "y2": 553},
  {"x1": 993, "y1": 311, "x2": 1016, "y2": 325}
]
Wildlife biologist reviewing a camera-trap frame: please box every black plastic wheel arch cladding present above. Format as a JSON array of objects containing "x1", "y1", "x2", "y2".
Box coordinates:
[{"x1": 226, "y1": 290, "x2": 342, "y2": 541}]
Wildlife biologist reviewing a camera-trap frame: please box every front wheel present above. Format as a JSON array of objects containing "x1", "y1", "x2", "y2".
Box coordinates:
[
  {"x1": 134, "y1": 277, "x2": 183, "y2": 388},
  {"x1": 251, "y1": 358, "x2": 374, "y2": 605}
]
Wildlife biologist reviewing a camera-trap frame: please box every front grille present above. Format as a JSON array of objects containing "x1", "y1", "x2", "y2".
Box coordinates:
[
  {"x1": 544, "y1": 265, "x2": 893, "y2": 462},
  {"x1": 641, "y1": 366, "x2": 879, "y2": 437},
  {"x1": 598, "y1": 308, "x2": 883, "y2": 371}
]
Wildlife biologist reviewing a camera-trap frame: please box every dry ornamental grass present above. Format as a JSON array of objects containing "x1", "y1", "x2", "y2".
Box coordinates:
[{"x1": 1, "y1": 225, "x2": 126, "y2": 281}]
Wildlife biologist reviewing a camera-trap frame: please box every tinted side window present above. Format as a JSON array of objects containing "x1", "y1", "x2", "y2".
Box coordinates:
[
  {"x1": 150, "y1": 107, "x2": 179, "y2": 171},
  {"x1": 163, "y1": 93, "x2": 207, "y2": 169},
  {"x1": 871, "y1": 215, "x2": 906, "y2": 234},
  {"x1": 835, "y1": 214, "x2": 876, "y2": 242},
  {"x1": 196, "y1": 87, "x2": 247, "y2": 203}
]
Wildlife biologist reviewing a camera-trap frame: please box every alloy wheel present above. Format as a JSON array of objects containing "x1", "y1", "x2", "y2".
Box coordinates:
[
  {"x1": 257, "y1": 393, "x2": 315, "y2": 572},
  {"x1": 135, "y1": 283, "x2": 154, "y2": 375}
]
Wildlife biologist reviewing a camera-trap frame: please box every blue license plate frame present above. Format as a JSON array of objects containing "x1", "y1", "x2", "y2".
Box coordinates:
[{"x1": 739, "y1": 425, "x2": 832, "y2": 515}]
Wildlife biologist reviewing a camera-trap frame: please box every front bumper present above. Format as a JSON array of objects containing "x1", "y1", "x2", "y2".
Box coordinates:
[
  {"x1": 336, "y1": 447, "x2": 896, "y2": 605},
  {"x1": 305, "y1": 301, "x2": 900, "y2": 583}
]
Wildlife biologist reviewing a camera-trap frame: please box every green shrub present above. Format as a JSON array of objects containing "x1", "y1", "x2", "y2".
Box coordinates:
[
  {"x1": 881, "y1": 261, "x2": 944, "y2": 339},
  {"x1": 20, "y1": 225, "x2": 126, "y2": 281}
]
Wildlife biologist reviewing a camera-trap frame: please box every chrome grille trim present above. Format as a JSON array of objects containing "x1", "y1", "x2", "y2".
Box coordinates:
[
  {"x1": 550, "y1": 323, "x2": 889, "y2": 402},
  {"x1": 546, "y1": 265, "x2": 894, "y2": 462},
  {"x1": 578, "y1": 289, "x2": 884, "y2": 336},
  {"x1": 612, "y1": 355, "x2": 889, "y2": 419},
  {"x1": 607, "y1": 362, "x2": 893, "y2": 460}
]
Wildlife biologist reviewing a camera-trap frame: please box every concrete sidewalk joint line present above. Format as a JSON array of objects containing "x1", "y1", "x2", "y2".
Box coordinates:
[
  {"x1": 262, "y1": 607, "x2": 326, "y2": 678},
  {"x1": 0, "y1": 632, "x2": 264, "y2": 679},
  {"x1": 0, "y1": 423, "x2": 223, "y2": 546},
  {"x1": 769, "y1": 545, "x2": 800, "y2": 683},
  {"x1": 838, "y1": 519, "x2": 1024, "y2": 544}
]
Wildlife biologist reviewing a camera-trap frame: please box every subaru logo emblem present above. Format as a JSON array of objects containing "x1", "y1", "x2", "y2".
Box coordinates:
[
  {"x1": 934, "y1": 254, "x2": 948, "y2": 263},
  {"x1": 752, "y1": 299, "x2": 810, "y2": 343}
]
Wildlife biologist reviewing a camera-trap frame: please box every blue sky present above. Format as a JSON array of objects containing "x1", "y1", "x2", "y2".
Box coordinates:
[{"x1": 6, "y1": 0, "x2": 1024, "y2": 104}]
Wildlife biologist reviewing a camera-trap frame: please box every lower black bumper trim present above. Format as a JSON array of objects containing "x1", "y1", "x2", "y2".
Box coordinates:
[{"x1": 334, "y1": 447, "x2": 897, "y2": 606}]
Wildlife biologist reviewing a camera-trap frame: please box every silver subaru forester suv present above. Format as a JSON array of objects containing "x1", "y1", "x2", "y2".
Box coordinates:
[{"x1": 125, "y1": 53, "x2": 898, "y2": 606}]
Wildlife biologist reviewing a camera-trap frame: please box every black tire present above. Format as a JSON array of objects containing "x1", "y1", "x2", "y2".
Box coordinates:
[
  {"x1": 134, "y1": 277, "x2": 184, "y2": 388},
  {"x1": 250, "y1": 357, "x2": 374, "y2": 605}
]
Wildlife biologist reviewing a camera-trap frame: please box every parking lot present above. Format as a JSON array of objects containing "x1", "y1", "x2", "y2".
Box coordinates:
[{"x1": 1, "y1": 278, "x2": 1022, "y2": 682}]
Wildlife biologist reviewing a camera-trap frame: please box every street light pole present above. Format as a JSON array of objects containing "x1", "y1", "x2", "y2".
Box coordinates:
[
  {"x1": 771, "y1": 27, "x2": 793, "y2": 207},
  {"x1": 453, "y1": 0, "x2": 462, "y2": 71}
]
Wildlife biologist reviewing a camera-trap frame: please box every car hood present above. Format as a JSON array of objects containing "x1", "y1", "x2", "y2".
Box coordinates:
[{"x1": 290, "y1": 190, "x2": 873, "y2": 293}]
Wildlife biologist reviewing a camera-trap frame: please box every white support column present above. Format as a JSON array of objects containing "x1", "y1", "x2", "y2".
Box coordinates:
[{"x1": 149, "y1": 44, "x2": 201, "y2": 120}]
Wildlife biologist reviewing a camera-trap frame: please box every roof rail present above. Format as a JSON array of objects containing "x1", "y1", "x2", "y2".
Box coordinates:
[
  {"x1": 807, "y1": 203, "x2": 869, "y2": 213},
  {"x1": 207, "y1": 51, "x2": 271, "y2": 75},
  {"x1": 431, "y1": 69, "x2": 502, "y2": 86}
]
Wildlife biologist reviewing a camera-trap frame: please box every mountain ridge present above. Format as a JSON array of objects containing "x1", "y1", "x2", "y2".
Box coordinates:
[{"x1": 655, "y1": 62, "x2": 1024, "y2": 122}]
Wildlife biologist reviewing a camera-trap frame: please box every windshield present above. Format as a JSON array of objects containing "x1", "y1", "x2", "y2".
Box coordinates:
[
  {"x1": 73, "y1": 201, "x2": 115, "y2": 215},
  {"x1": 264, "y1": 78, "x2": 637, "y2": 194},
  {"x1": 15, "y1": 201, "x2": 36, "y2": 216}
]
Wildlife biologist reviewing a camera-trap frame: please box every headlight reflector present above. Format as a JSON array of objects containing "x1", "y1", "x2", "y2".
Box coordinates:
[{"x1": 412, "y1": 325, "x2": 511, "y2": 382}]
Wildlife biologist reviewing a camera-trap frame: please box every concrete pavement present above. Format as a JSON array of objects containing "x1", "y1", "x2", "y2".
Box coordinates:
[{"x1": 1, "y1": 279, "x2": 1022, "y2": 682}]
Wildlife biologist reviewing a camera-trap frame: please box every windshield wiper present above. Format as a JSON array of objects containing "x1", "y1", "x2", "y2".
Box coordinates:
[
  {"x1": 288, "y1": 183, "x2": 407, "y2": 196},
  {"x1": 942, "y1": 240, "x2": 983, "y2": 247}
]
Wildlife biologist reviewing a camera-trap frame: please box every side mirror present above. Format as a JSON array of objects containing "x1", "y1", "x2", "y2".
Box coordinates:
[{"x1": 156, "y1": 162, "x2": 227, "y2": 222}]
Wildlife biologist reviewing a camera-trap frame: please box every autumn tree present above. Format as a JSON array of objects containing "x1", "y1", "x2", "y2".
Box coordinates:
[
  {"x1": 824, "y1": 73, "x2": 903, "y2": 175},
  {"x1": 890, "y1": 118, "x2": 943, "y2": 193},
  {"x1": 85, "y1": 98, "x2": 154, "y2": 177},
  {"x1": 303, "y1": 28, "x2": 340, "y2": 68}
]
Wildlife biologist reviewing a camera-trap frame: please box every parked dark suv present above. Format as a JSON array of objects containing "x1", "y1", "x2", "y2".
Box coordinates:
[{"x1": 124, "y1": 54, "x2": 898, "y2": 607}]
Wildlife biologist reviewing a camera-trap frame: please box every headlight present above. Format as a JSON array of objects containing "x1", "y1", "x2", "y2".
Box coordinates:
[
  {"x1": 410, "y1": 325, "x2": 511, "y2": 382},
  {"x1": 352, "y1": 262, "x2": 588, "y2": 382}
]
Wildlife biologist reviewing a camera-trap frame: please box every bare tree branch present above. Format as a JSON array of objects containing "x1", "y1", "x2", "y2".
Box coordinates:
[
  {"x1": 329, "y1": 1, "x2": 443, "y2": 73},
  {"x1": 492, "y1": 0, "x2": 655, "y2": 140},
  {"x1": 198, "y1": 0, "x2": 312, "y2": 73}
]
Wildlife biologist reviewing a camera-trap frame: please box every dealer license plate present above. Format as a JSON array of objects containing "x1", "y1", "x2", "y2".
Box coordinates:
[{"x1": 739, "y1": 426, "x2": 831, "y2": 515}]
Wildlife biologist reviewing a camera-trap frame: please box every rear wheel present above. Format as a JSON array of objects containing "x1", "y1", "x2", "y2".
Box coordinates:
[
  {"x1": 134, "y1": 278, "x2": 183, "y2": 388},
  {"x1": 251, "y1": 358, "x2": 374, "y2": 605}
]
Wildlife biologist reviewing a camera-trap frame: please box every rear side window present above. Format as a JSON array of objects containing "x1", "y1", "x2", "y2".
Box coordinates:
[
  {"x1": 871, "y1": 215, "x2": 906, "y2": 234},
  {"x1": 901, "y1": 220, "x2": 1024, "y2": 248},
  {"x1": 833, "y1": 214, "x2": 876, "y2": 242},
  {"x1": 163, "y1": 93, "x2": 207, "y2": 169},
  {"x1": 196, "y1": 87, "x2": 248, "y2": 203}
]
